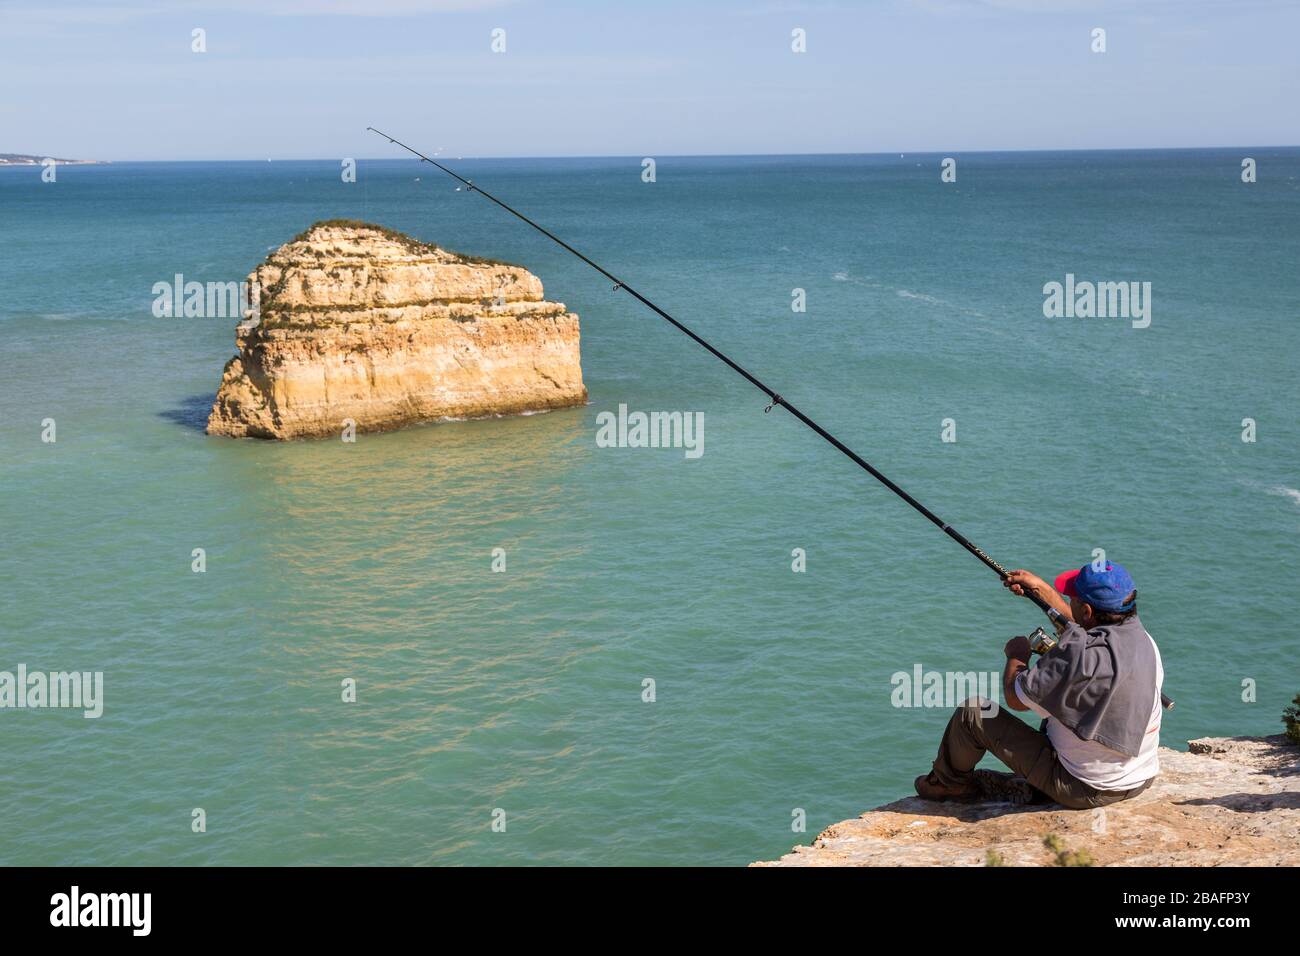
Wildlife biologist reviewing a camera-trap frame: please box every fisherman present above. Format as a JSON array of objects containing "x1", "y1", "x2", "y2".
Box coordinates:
[{"x1": 914, "y1": 561, "x2": 1163, "y2": 809}]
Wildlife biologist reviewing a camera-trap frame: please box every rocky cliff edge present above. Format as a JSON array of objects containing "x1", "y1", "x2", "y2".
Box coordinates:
[{"x1": 753, "y1": 736, "x2": 1299, "y2": 866}]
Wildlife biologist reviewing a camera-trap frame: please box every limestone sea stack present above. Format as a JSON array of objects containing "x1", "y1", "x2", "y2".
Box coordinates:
[{"x1": 206, "y1": 220, "x2": 586, "y2": 439}]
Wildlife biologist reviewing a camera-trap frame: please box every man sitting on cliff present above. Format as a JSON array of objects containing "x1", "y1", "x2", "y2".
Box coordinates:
[{"x1": 914, "y1": 561, "x2": 1163, "y2": 809}]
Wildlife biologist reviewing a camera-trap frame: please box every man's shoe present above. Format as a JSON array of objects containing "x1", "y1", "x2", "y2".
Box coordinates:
[
  {"x1": 972, "y1": 769, "x2": 1044, "y2": 805},
  {"x1": 914, "y1": 772, "x2": 978, "y2": 802}
]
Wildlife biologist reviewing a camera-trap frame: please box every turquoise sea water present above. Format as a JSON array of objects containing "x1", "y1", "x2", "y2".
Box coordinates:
[{"x1": 1, "y1": 150, "x2": 1297, "y2": 866}]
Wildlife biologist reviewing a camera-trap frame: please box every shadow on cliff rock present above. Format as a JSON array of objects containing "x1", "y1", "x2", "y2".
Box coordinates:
[
  {"x1": 1176, "y1": 791, "x2": 1300, "y2": 812},
  {"x1": 884, "y1": 796, "x2": 1045, "y2": 821},
  {"x1": 159, "y1": 393, "x2": 216, "y2": 432}
]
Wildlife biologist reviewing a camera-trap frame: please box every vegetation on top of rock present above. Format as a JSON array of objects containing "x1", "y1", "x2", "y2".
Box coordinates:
[
  {"x1": 277, "y1": 219, "x2": 518, "y2": 268},
  {"x1": 1042, "y1": 832, "x2": 1094, "y2": 867},
  {"x1": 1284, "y1": 693, "x2": 1300, "y2": 745}
]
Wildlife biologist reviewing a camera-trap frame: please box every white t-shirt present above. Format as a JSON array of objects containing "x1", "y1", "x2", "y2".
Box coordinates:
[{"x1": 1015, "y1": 632, "x2": 1163, "y2": 791}]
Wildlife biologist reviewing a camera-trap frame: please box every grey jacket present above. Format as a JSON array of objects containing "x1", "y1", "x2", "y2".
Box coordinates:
[{"x1": 1017, "y1": 615, "x2": 1159, "y2": 757}]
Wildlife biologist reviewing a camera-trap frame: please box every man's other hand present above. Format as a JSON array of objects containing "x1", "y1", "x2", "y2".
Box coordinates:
[{"x1": 1004, "y1": 635, "x2": 1031, "y2": 662}]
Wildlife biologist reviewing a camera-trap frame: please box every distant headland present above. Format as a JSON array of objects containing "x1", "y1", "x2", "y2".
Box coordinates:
[{"x1": 0, "y1": 153, "x2": 103, "y2": 166}]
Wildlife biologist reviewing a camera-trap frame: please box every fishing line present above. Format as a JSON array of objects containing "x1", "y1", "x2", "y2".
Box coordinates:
[
  {"x1": 366, "y1": 127, "x2": 1065, "y2": 622},
  {"x1": 367, "y1": 127, "x2": 1173, "y2": 709}
]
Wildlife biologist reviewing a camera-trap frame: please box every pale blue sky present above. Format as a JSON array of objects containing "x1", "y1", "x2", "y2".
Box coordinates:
[{"x1": 2, "y1": 0, "x2": 1297, "y2": 160}]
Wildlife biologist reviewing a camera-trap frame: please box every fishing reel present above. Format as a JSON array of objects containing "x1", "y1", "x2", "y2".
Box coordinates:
[
  {"x1": 1027, "y1": 626, "x2": 1058, "y2": 656},
  {"x1": 1022, "y1": 594, "x2": 1070, "y2": 656}
]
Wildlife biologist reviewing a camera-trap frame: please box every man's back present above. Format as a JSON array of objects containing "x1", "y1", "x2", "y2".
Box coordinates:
[{"x1": 1017, "y1": 630, "x2": 1163, "y2": 790}]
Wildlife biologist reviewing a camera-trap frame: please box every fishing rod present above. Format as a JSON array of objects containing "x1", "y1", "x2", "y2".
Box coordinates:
[{"x1": 367, "y1": 127, "x2": 1163, "y2": 695}]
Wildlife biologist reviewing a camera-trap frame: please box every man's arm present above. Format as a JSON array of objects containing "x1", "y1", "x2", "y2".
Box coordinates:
[
  {"x1": 1002, "y1": 569, "x2": 1073, "y2": 620},
  {"x1": 1002, "y1": 636, "x2": 1031, "y2": 711}
]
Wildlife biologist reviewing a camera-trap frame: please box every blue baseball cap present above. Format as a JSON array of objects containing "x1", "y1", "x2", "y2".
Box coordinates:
[{"x1": 1054, "y1": 562, "x2": 1137, "y2": 612}]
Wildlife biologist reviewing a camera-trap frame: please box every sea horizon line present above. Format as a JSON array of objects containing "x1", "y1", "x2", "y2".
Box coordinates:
[{"x1": 5, "y1": 143, "x2": 1299, "y2": 166}]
